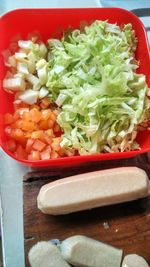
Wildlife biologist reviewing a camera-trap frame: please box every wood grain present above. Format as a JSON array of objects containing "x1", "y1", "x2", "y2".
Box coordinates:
[{"x1": 24, "y1": 154, "x2": 150, "y2": 267}]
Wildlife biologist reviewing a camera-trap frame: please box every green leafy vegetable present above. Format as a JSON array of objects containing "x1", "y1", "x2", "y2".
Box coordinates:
[{"x1": 46, "y1": 20, "x2": 150, "y2": 154}]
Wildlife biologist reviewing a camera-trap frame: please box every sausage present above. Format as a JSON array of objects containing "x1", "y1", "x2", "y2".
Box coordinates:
[
  {"x1": 60, "y1": 235, "x2": 123, "y2": 267},
  {"x1": 37, "y1": 167, "x2": 149, "y2": 215},
  {"x1": 28, "y1": 241, "x2": 71, "y2": 267},
  {"x1": 122, "y1": 254, "x2": 149, "y2": 267}
]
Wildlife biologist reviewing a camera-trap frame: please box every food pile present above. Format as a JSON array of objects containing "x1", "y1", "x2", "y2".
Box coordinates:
[{"x1": 3, "y1": 20, "x2": 150, "y2": 160}]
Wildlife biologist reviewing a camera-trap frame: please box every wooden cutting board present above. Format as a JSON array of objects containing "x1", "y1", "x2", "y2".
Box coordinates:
[{"x1": 24, "y1": 154, "x2": 150, "y2": 267}]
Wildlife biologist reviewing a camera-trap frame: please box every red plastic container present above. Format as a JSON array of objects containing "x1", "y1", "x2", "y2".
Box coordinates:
[{"x1": 0, "y1": 8, "x2": 150, "y2": 167}]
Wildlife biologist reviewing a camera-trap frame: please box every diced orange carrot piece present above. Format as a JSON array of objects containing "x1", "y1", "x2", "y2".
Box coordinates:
[
  {"x1": 50, "y1": 112, "x2": 57, "y2": 121},
  {"x1": 51, "y1": 137, "x2": 61, "y2": 151},
  {"x1": 43, "y1": 134, "x2": 52, "y2": 145},
  {"x1": 20, "y1": 102, "x2": 29, "y2": 109},
  {"x1": 15, "y1": 144, "x2": 27, "y2": 159},
  {"x1": 40, "y1": 147, "x2": 51, "y2": 160},
  {"x1": 11, "y1": 119, "x2": 23, "y2": 129},
  {"x1": 47, "y1": 119, "x2": 54, "y2": 128},
  {"x1": 58, "y1": 148, "x2": 66, "y2": 157},
  {"x1": 32, "y1": 139, "x2": 46, "y2": 152},
  {"x1": 4, "y1": 113, "x2": 14, "y2": 125},
  {"x1": 11, "y1": 129, "x2": 26, "y2": 146},
  {"x1": 22, "y1": 111, "x2": 31, "y2": 122},
  {"x1": 45, "y1": 129, "x2": 54, "y2": 138},
  {"x1": 40, "y1": 97, "x2": 50, "y2": 109},
  {"x1": 13, "y1": 110, "x2": 20, "y2": 121},
  {"x1": 7, "y1": 139, "x2": 16, "y2": 152},
  {"x1": 25, "y1": 138, "x2": 34, "y2": 153},
  {"x1": 51, "y1": 150, "x2": 59, "y2": 159},
  {"x1": 39, "y1": 120, "x2": 49, "y2": 130},
  {"x1": 31, "y1": 130, "x2": 45, "y2": 142},
  {"x1": 41, "y1": 109, "x2": 52, "y2": 120},
  {"x1": 30, "y1": 104, "x2": 40, "y2": 110},
  {"x1": 30, "y1": 109, "x2": 42, "y2": 123},
  {"x1": 22, "y1": 121, "x2": 35, "y2": 131},
  {"x1": 28, "y1": 150, "x2": 40, "y2": 161}
]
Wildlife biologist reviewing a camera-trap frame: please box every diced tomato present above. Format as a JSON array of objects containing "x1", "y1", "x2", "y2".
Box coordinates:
[
  {"x1": 32, "y1": 139, "x2": 46, "y2": 152},
  {"x1": 28, "y1": 150, "x2": 40, "y2": 161},
  {"x1": 4, "y1": 113, "x2": 14, "y2": 125},
  {"x1": 25, "y1": 138, "x2": 34, "y2": 153},
  {"x1": 6, "y1": 139, "x2": 16, "y2": 152},
  {"x1": 40, "y1": 147, "x2": 51, "y2": 160}
]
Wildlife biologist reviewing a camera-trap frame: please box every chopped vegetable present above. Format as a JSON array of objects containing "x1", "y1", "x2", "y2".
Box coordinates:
[
  {"x1": 3, "y1": 77, "x2": 26, "y2": 91},
  {"x1": 2, "y1": 20, "x2": 150, "y2": 158},
  {"x1": 18, "y1": 89, "x2": 39, "y2": 105},
  {"x1": 46, "y1": 21, "x2": 150, "y2": 154},
  {"x1": 4, "y1": 103, "x2": 65, "y2": 160}
]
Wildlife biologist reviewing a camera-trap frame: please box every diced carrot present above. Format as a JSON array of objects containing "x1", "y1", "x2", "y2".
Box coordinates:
[
  {"x1": 39, "y1": 120, "x2": 49, "y2": 130},
  {"x1": 58, "y1": 148, "x2": 65, "y2": 157},
  {"x1": 4, "y1": 113, "x2": 14, "y2": 125},
  {"x1": 28, "y1": 150, "x2": 40, "y2": 161},
  {"x1": 51, "y1": 150, "x2": 59, "y2": 159},
  {"x1": 11, "y1": 128, "x2": 26, "y2": 146},
  {"x1": 41, "y1": 109, "x2": 52, "y2": 120},
  {"x1": 47, "y1": 119, "x2": 54, "y2": 128},
  {"x1": 25, "y1": 138, "x2": 34, "y2": 153},
  {"x1": 11, "y1": 119, "x2": 23, "y2": 129},
  {"x1": 22, "y1": 111, "x2": 31, "y2": 122},
  {"x1": 30, "y1": 109, "x2": 42, "y2": 123},
  {"x1": 32, "y1": 139, "x2": 46, "y2": 152},
  {"x1": 20, "y1": 102, "x2": 29, "y2": 109},
  {"x1": 51, "y1": 137, "x2": 61, "y2": 151},
  {"x1": 40, "y1": 147, "x2": 51, "y2": 160},
  {"x1": 43, "y1": 134, "x2": 52, "y2": 145},
  {"x1": 13, "y1": 110, "x2": 20, "y2": 121},
  {"x1": 7, "y1": 139, "x2": 16, "y2": 152},
  {"x1": 22, "y1": 121, "x2": 36, "y2": 131},
  {"x1": 31, "y1": 130, "x2": 45, "y2": 142},
  {"x1": 40, "y1": 97, "x2": 50, "y2": 109},
  {"x1": 15, "y1": 144, "x2": 27, "y2": 159},
  {"x1": 45, "y1": 129, "x2": 54, "y2": 137},
  {"x1": 4, "y1": 101, "x2": 64, "y2": 161},
  {"x1": 50, "y1": 112, "x2": 57, "y2": 121},
  {"x1": 30, "y1": 104, "x2": 40, "y2": 110}
]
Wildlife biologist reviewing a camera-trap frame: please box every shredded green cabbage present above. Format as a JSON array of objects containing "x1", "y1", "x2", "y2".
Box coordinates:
[{"x1": 46, "y1": 20, "x2": 150, "y2": 154}]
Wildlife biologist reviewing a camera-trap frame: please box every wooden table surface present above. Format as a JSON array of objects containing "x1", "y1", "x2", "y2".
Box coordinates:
[{"x1": 24, "y1": 154, "x2": 150, "y2": 267}]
